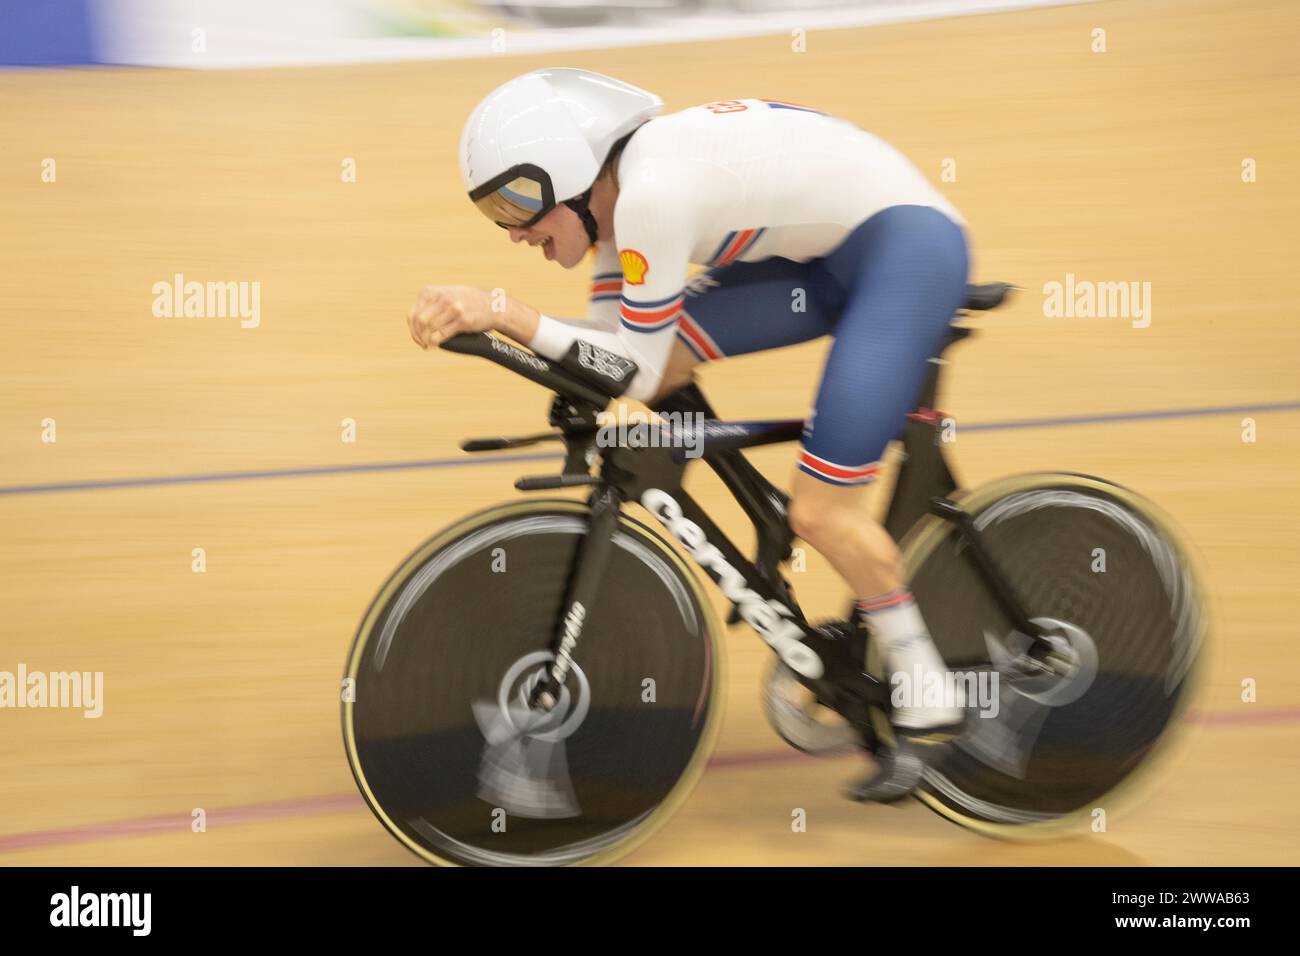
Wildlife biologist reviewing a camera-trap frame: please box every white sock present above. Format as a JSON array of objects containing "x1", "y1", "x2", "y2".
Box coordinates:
[{"x1": 855, "y1": 588, "x2": 962, "y2": 730}]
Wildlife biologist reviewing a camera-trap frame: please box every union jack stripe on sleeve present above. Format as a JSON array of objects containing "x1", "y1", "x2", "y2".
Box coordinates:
[
  {"x1": 591, "y1": 272, "x2": 622, "y2": 303},
  {"x1": 620, "y1": 291, "x2": 684, "y2": 333}
]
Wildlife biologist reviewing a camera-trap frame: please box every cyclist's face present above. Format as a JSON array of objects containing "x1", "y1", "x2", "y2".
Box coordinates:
[{"x1": 506, "y1": 205, "x2": 588, "y2": 269}]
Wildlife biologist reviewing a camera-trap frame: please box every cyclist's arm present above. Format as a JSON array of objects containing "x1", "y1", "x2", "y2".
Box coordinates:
[
  {"x1": 585, "y1": 241, "x2": 624, "y2": 326},
  {"x1": 501, "y1": 241, "x2": 622, "y2": 343},
  {"x1": 528, "y1": 196, "x2": 693, "y2": 403},
  {"x1": 493, "y1": 239, "x2": 621, "y2": 348}
]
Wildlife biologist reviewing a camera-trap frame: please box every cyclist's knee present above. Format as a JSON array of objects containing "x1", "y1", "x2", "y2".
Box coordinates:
[
  {"x1": 789, "y1": 484, "x2": 902, "y2": 571},
  {"x1": 788, "y1": 490, "x2": 855, "y2": 547}
]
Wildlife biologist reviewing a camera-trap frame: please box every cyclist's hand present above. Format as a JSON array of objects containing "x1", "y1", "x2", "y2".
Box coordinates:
[{"x1": 408, "y1": 285, "x2": 496, "y2": 349}]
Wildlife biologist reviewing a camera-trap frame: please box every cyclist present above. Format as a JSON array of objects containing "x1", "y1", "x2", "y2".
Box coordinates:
[{"x1": 408, "y1": 68, "x2": 969, "y2": 802}]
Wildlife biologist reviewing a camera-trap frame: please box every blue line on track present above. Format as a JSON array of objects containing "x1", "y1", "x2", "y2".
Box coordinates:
[
  {"x1": 0, "y1": 452, "x2": 562, "y2": 497},
  {"x1": 2, "y1": 399, "x2": 1297, "y2": 498},
  {"x1": 961, "y1": 399, "x2": 1300, "y2": 433}
]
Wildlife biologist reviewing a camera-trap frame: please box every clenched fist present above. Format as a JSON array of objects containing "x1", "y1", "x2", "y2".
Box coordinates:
[{"x1": 407, "y1": 285, "x2": 496, "y2": 350}]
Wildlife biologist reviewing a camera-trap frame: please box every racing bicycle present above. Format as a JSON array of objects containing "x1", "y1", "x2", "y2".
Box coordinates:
[{"x1": 341, "y1": 282, "x2": 1205, "y2": 866}]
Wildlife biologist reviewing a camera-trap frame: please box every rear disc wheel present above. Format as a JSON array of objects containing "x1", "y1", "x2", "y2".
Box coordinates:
[{"x1": 873, "y1": 473, "x2": 1205, "y2": 837}]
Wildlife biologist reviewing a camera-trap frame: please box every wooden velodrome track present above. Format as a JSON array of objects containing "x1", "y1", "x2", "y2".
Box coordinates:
[{"x1": 2, "y1": 0, "x2": 1298, "y2": 866}]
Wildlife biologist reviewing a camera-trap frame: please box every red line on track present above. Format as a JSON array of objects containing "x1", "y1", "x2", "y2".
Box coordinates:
[{"x1": 1, "y1": 706, "x2": 1295, "y2": 856}]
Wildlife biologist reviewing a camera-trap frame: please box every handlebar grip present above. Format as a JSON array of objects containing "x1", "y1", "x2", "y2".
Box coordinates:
[{"x1": 438, "y1": 331, "x2": 492, "y2": 355}]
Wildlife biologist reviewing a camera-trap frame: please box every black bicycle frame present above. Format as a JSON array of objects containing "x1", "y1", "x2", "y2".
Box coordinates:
[
  {"x1": 441, "y1": 283, "x2": 1045, "y2": 741},
  {"x1": 444, "y1": 339, "x2": 967, "y2": 741},
  {"x1": 588, "y1": 420, "x2": 892, "y2": 737}
]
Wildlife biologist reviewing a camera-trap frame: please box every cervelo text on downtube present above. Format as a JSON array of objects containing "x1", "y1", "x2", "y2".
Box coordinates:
[{"x1": 641, "y1": 487, "x2": 823, "y2": 679}]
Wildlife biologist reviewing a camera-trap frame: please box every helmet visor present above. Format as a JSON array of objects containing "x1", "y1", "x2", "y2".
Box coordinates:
[{"x1": 468, "y1": 164, "x2": 556, "y2": 230}]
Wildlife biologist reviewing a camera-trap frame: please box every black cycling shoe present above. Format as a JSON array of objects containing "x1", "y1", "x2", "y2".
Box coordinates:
[{"x1": 845, "y1": 721, "x2": 965, "y2": 804}]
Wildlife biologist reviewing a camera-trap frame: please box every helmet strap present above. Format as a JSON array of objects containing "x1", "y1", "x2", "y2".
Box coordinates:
[{"x1": 563, "y1": 187, "x2": 600, "y2": 245}]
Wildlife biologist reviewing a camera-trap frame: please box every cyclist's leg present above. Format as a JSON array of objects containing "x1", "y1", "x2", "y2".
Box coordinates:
[
  {"x1": 654, "y1": 258, "x2": 840, "y2": 399},
  {"x1": 785, "y1": 205, "x2": 969, "y2": 736}
]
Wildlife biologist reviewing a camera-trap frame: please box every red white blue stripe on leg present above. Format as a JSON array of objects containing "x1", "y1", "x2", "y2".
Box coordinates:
[
  {"x1": 797, "y1": 450, "x2": 881, "y2": 486},
  {"x1": 676, "y1": 311, "x2": 725, "y2": 361}
]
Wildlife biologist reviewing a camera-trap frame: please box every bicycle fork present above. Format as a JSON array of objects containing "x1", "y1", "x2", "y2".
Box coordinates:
[{"x1": 529, "y1": 483, "x2": 623, "y2": 711}]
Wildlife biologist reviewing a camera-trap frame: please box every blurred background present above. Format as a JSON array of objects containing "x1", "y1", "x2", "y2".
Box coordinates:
[
  {"x1": 2, "y1": 0, "x2": 1083, "y2": 66},
  {"x1": 1, "y1": 0, "x2": 1298, "y2": 864}
]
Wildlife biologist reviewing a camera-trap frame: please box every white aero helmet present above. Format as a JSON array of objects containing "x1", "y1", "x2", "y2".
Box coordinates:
[{"x1": 459, "y1": 67, "x2": 663, "y2": 242}]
